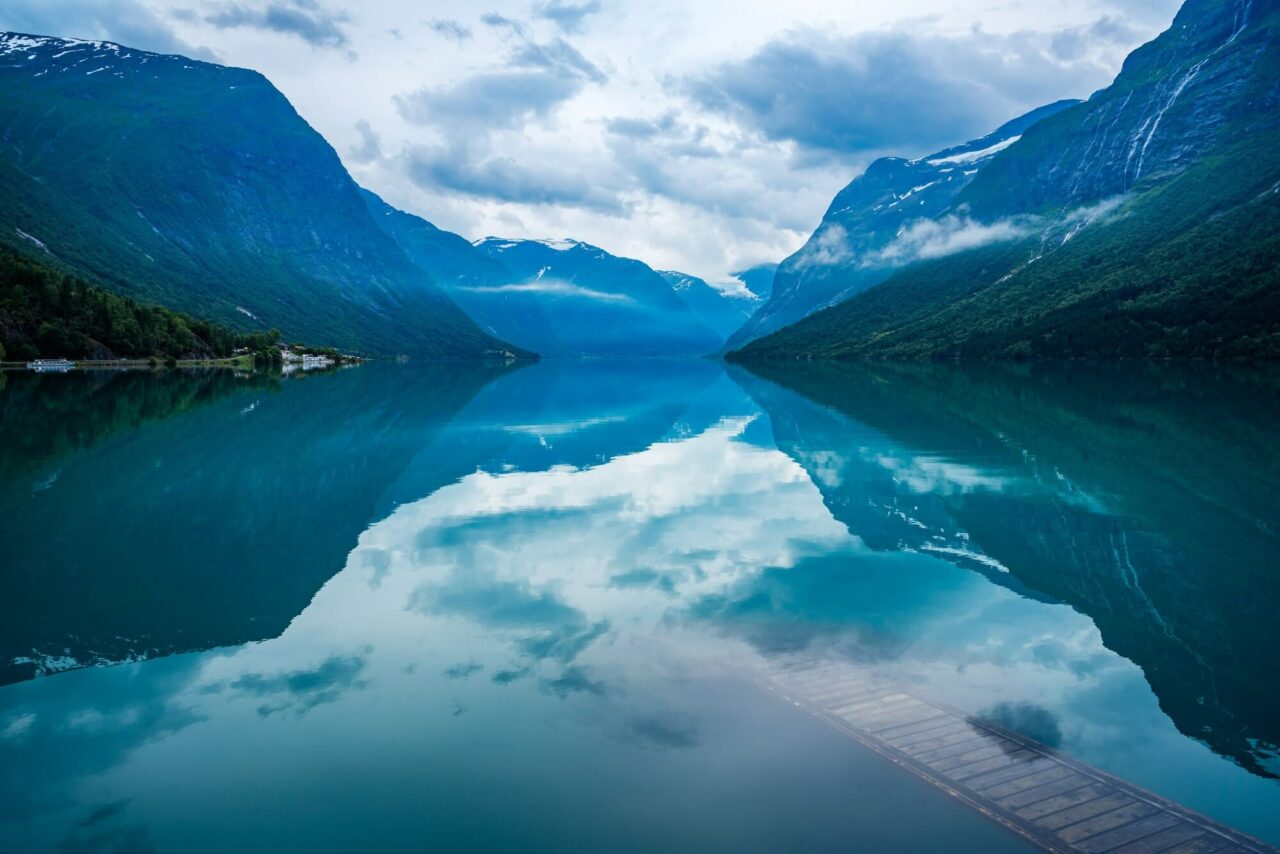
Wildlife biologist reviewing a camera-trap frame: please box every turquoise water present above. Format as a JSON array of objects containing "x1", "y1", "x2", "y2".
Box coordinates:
[{"x1": 1, "y1": 361, "x2": 1277, "y2": 852}]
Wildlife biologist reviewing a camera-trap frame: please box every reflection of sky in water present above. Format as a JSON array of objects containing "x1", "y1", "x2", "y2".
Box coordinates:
[{"x1": 2, "y1": 363, "x2": 1278, "y2": 851}]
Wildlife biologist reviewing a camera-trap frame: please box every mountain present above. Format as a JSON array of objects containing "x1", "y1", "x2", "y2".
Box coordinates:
[
  {"x1": 732, "y1": 360, "x2": 1280, "y2": 778},
  {"x1": 0, "y1": 33, "x2": 520, "y2": 359},
  {"x1": 360, "y1": 189, "x2": 562, "y2": 355},
  {"x1": 471, "y1": 237, "x2": 722, "y2": 357},
  {"x1": 659, "y1": 270, "x2": 761, "y2": 340},
  {"x1": 732, "y1": 0, "x2": 1280, "y2": 360},
  {"x1": 732, "y1": 263, "x2": 778, "y2": 302},
  {"x1": 724, "y1": 101, "x2": 1079, "y2": 349},
  {"x1": 0, "y1": 249, "x2": 280, "y2": 360}
]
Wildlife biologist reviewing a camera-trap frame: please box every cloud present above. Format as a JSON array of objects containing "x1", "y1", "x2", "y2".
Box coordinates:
[
  {"x1": 228, "y1": 651, "x2": 370, "y2": 717},
  {"x1": 510, "y1": 36, "x2": 606, "y2": 84},
  {"x1": 460, "y1": 281, "x2": 636, "y2": 303},
  {"x1": 533, "y1": 0, "x2": 603, "y2": 34},
  {"x1": 863, "y1": 197, "x2": 1125, "y2": 267},
  {"x1": 868, "y1": 214, "x2": 1033, "y2": 266},
  {"x1": 980, "y1": 701, "x2": 1064, "y2": 748},
  {"x1": 443, "y1": 661, "x2": 483, "y2": 679},
  {"x1": 542, "y1": 665, "x2": 607, "y2": 698},
  {"x1": 0, "y1": 0, "x2": 212, "y2": 59},
  {"x1": 619, "y1": 713, "x2": 700, "y2": 750},
  {"x1": 687, "y1": 25, "x2": 1134, "y2": 159},
  {"x1": 347, "y1": 119, "x2": 381, "y2": 165},
  {"x1": 793, "y1": 224, "x2": 855, "y2": 268},
  {"x1": 410, "y1": 576, "x2": 583, "y2": 628},
  {"x1": 203, "y1": 0, "x2": 351, "y2": 50},
  {"x1": 609, "y1": 568, "x2": 677, "y2": 593},
  {"x1": 393, "y1": 38, "x2": 620, "y2": 215},
  {"x1": 480, "y1": 12, "x2": 527, "y2": 36},
  {"x1": 426, "y1": 18, "x2": 472, "y2": 42}
]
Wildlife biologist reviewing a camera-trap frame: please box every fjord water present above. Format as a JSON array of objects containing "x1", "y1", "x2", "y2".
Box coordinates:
[{"x1": 1, "y1": 362, "x2": 1278, "y2": 853}]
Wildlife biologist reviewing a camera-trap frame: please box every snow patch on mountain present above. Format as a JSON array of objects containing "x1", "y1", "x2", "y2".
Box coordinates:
[{"x1": 926, "y1": 135, "x2": 1022, "y2": 166}]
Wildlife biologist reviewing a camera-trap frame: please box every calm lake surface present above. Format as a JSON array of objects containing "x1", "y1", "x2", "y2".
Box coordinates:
[{"x1": 1, "y1": 360, "x2": 1278, "y2": 853}]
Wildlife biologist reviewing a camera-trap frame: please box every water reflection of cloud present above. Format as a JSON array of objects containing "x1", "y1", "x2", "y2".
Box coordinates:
[
  {"x1": 619, "y1": 713, "x2": 701, "y2": 751},
  {"x1": 980, "y1": 701, "x2": 1064, "y2": 749},
  {"x1": 226, "y1": 650, "x2": 371, "y2": 717}
]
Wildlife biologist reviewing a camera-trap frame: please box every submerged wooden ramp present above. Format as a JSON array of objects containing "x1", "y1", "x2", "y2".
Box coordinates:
[{"x1": 758, "y1": 657, "x2": 1278, "y2": 854}]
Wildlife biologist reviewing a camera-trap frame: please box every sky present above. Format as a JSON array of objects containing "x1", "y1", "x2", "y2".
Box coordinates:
[{"x1": 0, "y1": 0, "x2": 1184, "y2": 281}]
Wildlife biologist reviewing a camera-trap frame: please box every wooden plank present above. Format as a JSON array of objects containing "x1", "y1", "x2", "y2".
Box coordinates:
[
  {"x1": 901, "y1": 727, "x2": 988, "y2": 752},
  {"x1": 930, "y1": 743, "x2": 1015, "y2": 773},
  {"x1": 831, "y1": 692, "x2": 916, "y2": 716},
  {"x1": 1075, "y1": 813, "x2": 1182, "y2": 853},
  {"x1": 998, "y1": 774, "x2": 1096, "y2": 812},
  {"x1": 809, "y1": 684, "x2": 892, "y2": 707},
  {"x1": 945, "y1": 749, "x2": 1038, "y2": 782},
  {"x1": 863, "y1": 707, "x2": 951, "y2": 734},
  {"x1": 1110, "y1": 823, "x2": 1208, "y2": 854},
  {"x1": 755, "y1": 661, "x2": 1279, "y2": 854},
  {"x1": 965, "y1": 757, "x2": 1062, "y2": 792},
  {"x1": 978, "y1": 765, "x2": 1078, "y2": 801},
  {"x1": 1161, "y1": 837, "x2": 1237, "y2": 854},
  {"x1": 1015, "y1": 783, "x2": 1112, "y2": 823},
  {"x1": 1035, "y1": 792, "x2": 1135, "y2": 831},
  {"x1": 911, "y1": 733, "x2": 1006, "y2": 763},
  {"x1": 882, "y1": 718, "x2": 973, "y2": 747},
  {"x1": 1057, "y1": 802, "x2": 1161, "y2": 845}
]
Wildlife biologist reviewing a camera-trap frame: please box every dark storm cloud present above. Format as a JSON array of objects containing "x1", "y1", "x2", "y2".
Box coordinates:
[
  {"x1": 533, "y1": 0, "x2": 603, "y2": 34},
  {"x1": 687, "y1": 27, "x2": 1121, "y2": 159},
  {"x1": 204, "y1": 0, "x2": 351, "y2": 50},
  {"x1": 0, "y1": 0, "x2": 213, "y2": 59}
]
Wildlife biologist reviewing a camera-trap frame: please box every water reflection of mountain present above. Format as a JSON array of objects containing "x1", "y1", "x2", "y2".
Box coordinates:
[
  {"x1": 0, "y1": 364, "x2": 511, "y2": 685},
  {"x1": 734, "y1": 361, "x2": 1280, "y2": 780},
  {"x1": 0, "y1": 361, "x2": 727, "y2": 687}
]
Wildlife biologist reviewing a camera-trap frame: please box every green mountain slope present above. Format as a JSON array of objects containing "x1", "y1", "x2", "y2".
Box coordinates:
[
  {"x1": 360, "y1": 189, "x2": 563, "y2": 355},
  {"x1": 0, "y1": 33, "x2": 519, "y2": 358},
  {"x1": 0, "y1": 249, "x2": 280, "y2": 360},
  {"x1": 732, "y1": 0, "x2": 1280, "y2": 360}
]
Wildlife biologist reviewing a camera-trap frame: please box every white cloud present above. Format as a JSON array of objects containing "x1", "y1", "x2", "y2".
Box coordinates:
[
  {"x1": 460, "y1": 280, "x2": 636, "y2": 304},
  {"x1": 869, "y1": 215, "x2": 1034, "y2": 266},
  {"x1": 4, "y1": 0, "x2": 1182, "y2": 279}
]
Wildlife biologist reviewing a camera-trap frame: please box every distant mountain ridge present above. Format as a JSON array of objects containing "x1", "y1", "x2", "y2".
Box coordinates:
[
  {"x1": 0, "y1": 33, "x2": 520, "y2": 358},
  {"x1": 725, "y1": 101, "x2": 1080, "y2": 349},
  {"x1": 659, "y1": 270, "x2": 761, "y2": 340},
  {"x1": 733, "y1": 0, "x2": 1280, "y2": 360},
  {"x1": 462, "y1": 236, "x2": 723, "y2": 356}
]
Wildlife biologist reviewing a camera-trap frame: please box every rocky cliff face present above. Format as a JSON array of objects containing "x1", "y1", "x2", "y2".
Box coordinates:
[
  {"x1": 726, "y1": 102, "x2": 1078, "y2": 349},
  {"x1": 0, "y1": 34, "x2": 516, "y2": 358},
  {"x1": 733, "y1": 0, "x2": 1280, "y2": 361},
  {"x1": 964, "y1": 0, "x2": 1280, "y2": 216}
]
